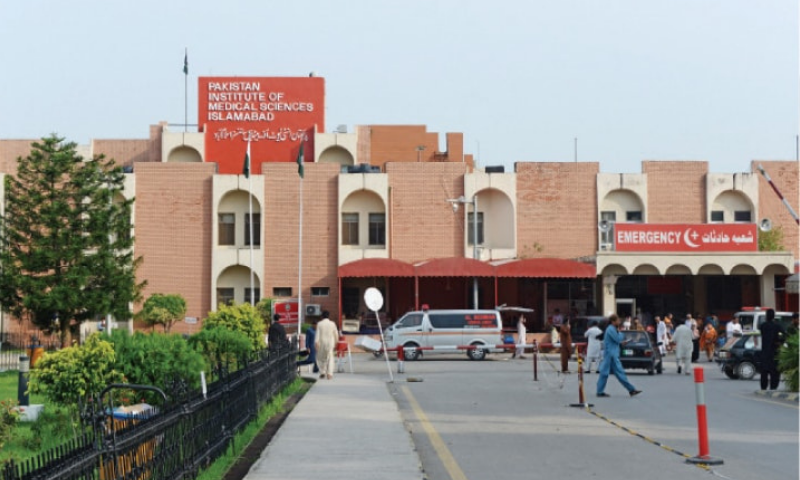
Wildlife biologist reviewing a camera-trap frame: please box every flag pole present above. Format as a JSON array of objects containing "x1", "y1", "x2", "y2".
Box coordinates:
[
  {"x1": 297, "y1": 141, "x2": 305, "y2": 337},
  {"x1": 247, "y1": 141, "x2": 254, "y2": 306},
  {"x1": 183, "y1": 48, "x2": 188, "y2": 132}
]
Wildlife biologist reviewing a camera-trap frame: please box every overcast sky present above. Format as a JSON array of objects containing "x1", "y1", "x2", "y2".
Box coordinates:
[{"x1": 1, "y1": 1, "x2": 797, "y2": 173}]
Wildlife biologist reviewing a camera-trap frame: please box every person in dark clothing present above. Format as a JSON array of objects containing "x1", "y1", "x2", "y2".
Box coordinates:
[
  {"x1": 759, "y1": 308, "x2": 786, "y2": 391},
  {"x1": 296, "y1": 319, "x2": 318, "y2": 372},
  {"x1": 268, "y1": 313, "x2": 290, "y2": 351}
]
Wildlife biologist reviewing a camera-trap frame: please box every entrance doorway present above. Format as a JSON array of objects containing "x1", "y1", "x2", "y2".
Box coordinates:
[{"x1": 616, "y1": 298, "x2": 636, "y2": 318}]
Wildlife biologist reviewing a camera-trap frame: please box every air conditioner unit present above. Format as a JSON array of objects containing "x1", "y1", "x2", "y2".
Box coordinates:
[{"x1": 306, "y1": 304, "x2": 322, "y2": 316}]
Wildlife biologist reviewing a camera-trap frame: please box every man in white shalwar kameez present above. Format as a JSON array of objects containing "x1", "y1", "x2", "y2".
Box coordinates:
[
  {"x1": 584, "y1": 321, "x2": 603, "y2": 373},
  {"x1": 671, "y1": 323, "x2": 693, "y2": 376},
  {"x1": 513, "y1": 315, "x2": 527, "y2": 359},
  {"x1": 315, "y1": 311, "x2": 339, "y2": 380}
]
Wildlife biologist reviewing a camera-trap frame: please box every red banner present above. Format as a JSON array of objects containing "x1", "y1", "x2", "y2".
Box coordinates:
[
  {"x1": 198, "y1": 77, "x2": 324, "y2": 175},
  {"x1": 614, "y1": 224, "x2": 758, "y2": 252}
]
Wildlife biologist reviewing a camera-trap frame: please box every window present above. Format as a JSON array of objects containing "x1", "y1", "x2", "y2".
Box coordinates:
[
  {"x1": 626, "y1": 211, "x2": 642, "y2": 222},
  {"x1": 710, "y1": 211, "x2": 724, "y2": 222},
  {"x1": 218, "y1": 213, "x2": 235, "y2": 245},
  {"x1": 245, "y1": 213, "x2": 261, "y2": 246},
  {"x1": 244, "y1": 288, "x2": 260, "y2": 305},
  {"x1": 342, "y1": 213, "x2": 359, "y2": 245},
  {"x1": 273, "y1": 287, "x2": 292, "y2": 297},
  {"x1": 734, "y1": 211, "x2": 751, "y2": 222},
  {"x1": 368, "y1": 213, "x2": 386, "y2": 246},
  {"x1": 600, "y1": 211, "x2": 616, "y2": 246},
  {"x1": 467, "y1": 212, "x2": 484, "y2": 245},
  {"x1": 311, "y1": 287, "x2": 330, "y2": 297},
  {"x1": 398, "y1": 314, "x2": 423, "y2": 328},
  {"x1": 216, "y1": 288, "x2": 234, "y2": 306}
]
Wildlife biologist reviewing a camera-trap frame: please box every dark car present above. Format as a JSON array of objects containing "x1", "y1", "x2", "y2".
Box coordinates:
[
  {"x1": 715, "y1": 332, "x2": 762, "y2": 380},
  {"x1": 619, "y1": 330, "x2": 663, "y2": 375}
]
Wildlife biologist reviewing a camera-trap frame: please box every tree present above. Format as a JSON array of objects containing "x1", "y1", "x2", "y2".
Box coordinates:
[
  {"x1": 0, "y1": 135, "x2": 145, "y2": 346},
  {"x1": 139, "y1": 293, "x2": 187, "y2": 333},
  {"x1": 758, "y1": 226, "x2": 784, "y2": 252}
]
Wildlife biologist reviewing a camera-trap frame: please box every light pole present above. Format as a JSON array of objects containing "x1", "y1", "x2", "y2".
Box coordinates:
[{"x1": 447, "y1": 195, "x2": 479, "y2": 309}]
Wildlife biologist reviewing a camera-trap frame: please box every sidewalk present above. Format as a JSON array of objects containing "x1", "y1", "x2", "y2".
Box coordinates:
[{"x1": 243, "y1": 372, "x2": 423, "y2": 480}]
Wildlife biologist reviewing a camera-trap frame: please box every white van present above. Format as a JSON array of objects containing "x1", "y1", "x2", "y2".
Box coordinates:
[
  {"x1": 384, "y1": 309, "x2": 503, "y2": 360},
  {"x1": 734, "y1": 308, "x2": 794, "y2": 333}
]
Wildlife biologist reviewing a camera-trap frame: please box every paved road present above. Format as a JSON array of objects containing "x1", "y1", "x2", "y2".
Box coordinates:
[{"x1": 356, "y1": 351, "x2": 798, "y2": 480}]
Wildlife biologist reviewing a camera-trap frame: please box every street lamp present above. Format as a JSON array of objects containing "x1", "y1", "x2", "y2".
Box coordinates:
[{"x1": 447, "y1": 195, "x2": 479, "y2": 310}]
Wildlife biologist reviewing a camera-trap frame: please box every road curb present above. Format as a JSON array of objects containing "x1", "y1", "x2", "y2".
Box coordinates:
[{"x1": 754, "y1": 389, "x2": 799, "y2": 402}]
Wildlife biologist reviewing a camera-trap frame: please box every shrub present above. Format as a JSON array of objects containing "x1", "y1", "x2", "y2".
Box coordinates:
[
  {"x1": 778, "y1": 332, "x2": 799, "y2": 392},
  {"x1": 0, "y1": 399, "x2": 18, "y2": 451},
  {"x1": 105, "y1": 330, "x2": 206, "y2": 404},
  {"x1": 28, "y1": 335, "x2": 123, "y2": 412},
  {"x1": 189, "y1": 326, "x2": 253, "y2": 373},
  {"x1": 203, "y1": 303, "x2": 266, "y2": 352}
]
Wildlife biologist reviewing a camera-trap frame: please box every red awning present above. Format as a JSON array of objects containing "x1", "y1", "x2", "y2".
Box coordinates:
[
  {"x1": 414, "y1": 257, "x2": 496, "y2": 277},
  {"x1": 338, "y1": 258, "x2": 415, "y2": 278},
  {"x1": 494, "y1": 258, "x2": 596, "y2": 278}
]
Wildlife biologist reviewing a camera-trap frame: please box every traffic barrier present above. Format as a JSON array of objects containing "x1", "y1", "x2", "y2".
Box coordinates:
[
  {"x1": 570, "y1": 345, "x2": 593, "y2": 407},
  {"x1": 686, "y1": 366, "x2": 723, "y2": 465}
]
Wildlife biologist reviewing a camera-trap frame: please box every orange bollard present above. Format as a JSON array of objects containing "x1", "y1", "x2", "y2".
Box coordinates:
[
  {"x1": 686, "y1": 367, "x2": 723, "y2": 465},
  {"x1": 397, "y1": 345, "x2": 405, "y2": 373}
]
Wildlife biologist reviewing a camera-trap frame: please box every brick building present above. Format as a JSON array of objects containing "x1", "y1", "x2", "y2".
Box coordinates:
[{"x1": 0, "y1": 76, "x2": 796, "y2": 337}]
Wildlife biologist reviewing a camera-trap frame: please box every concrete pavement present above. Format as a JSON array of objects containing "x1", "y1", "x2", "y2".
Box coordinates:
[
  {"x1": 243, "y1": 352, "x2": 797, "y2": 480},
  {"x1": 244, "y1": 369, "x2": 424, "y2": 480}
]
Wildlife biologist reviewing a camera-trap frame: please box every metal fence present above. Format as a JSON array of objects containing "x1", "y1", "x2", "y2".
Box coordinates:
[{"x1": 0, "y1": 346, "x2": 298, "y2": 480}]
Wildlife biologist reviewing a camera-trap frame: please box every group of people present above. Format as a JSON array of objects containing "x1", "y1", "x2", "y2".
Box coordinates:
[{"x1": 267, "y1": 311, "x2": 341, "y2": 380}]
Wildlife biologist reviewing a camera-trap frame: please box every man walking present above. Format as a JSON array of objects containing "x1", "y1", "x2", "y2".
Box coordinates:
[
  {"x1": 513, "y1": 315, "x2": 527, "y2": 359},
  {"x1": 655, "y1": 315, "x2": 669, "y2": 356},
  {"x1": 315, "y1": 310, "x2": 339, "y2": 380},
  {"x1": 759, "y1": 309, "x2": 786, "y2": 391},
  {"x1": 597, "y1": 314, "x2": 642, "y2": 398},
  {"x1": 672, "y1": 321, "x2": 693, "y2": 375}
]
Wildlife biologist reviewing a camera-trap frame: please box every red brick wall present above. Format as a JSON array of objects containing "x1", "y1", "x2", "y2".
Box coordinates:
[
  {"x1": 754, "y1": 160, "x2": 799, "y2": 258},
  {"x1": 516, "y1": 162, "x2": 599, "y2": 259},
  {"x1": 262, "y1": 162, "x2": 341, "y2": 316},
  {"x1": 361, "y1": 125, "x2": 469, "y2": 169},
  {"x1": 643, "y1": 161, "x2": 707, "y2": 223},
  {"x1": 386, "y1": 162, "x2": 467, "y2": 262},
  {"x1": 134, "y1": 163, "x2": 215, "y2": 334},
  {"x1": 0, "y1": 139, "x2": 34, "y2": 174}
]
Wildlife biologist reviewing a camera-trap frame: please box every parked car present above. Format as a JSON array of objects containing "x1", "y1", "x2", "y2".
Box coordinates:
[
  {"x1": 619, "y1": 330, "x2": 663, "y2": 375},
  {"x1": 716, "y1": 332, "x2": 762, "y2": 380}
]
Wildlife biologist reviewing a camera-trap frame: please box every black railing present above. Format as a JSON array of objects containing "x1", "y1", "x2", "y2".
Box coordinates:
[{"x1": 1, "y1": 346, "x2": 298, "y2": 480}]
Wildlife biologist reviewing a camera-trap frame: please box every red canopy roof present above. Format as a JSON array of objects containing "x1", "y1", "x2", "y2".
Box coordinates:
[
  {"x1": 494, "y1": 258, "x2": 595, "y2": 278},
  {"x1": 338, "y1": 258, "x2": 415, "y2": 278},
  {"x1": 414, "y1": 257, "x2": 496, "y2": 277}
]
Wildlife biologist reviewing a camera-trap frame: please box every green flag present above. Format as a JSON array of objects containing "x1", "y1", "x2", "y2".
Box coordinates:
[
  {"x1": 296, "y1": 142, "x2": 305, "y2": 179},
  {"x1": 243, "y1": 141, "x2": 250, "y2": 178},
  {"x1": 183, "y1": 50, "x2": 188, "y2": 75}
]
